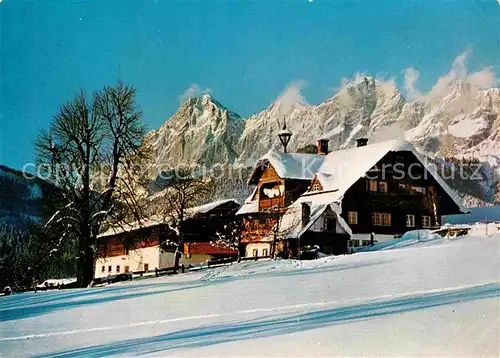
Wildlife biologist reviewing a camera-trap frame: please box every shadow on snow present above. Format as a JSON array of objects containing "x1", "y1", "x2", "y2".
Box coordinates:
[
  {"x1": 0, "y1": 282, "x2": 204, "y2": 322},
  {"x1": 200, "y1": 259, "x2": 394, "y2": 283},
  {"x1": 0, "y1": 259, "x2": 390, "y2": 322},
  {"x1": 39, "y1": 282, "x2": 500, "y2": 357},
  {"x1": 0, "y1": 278, "x2": 195, "y2": 311}
]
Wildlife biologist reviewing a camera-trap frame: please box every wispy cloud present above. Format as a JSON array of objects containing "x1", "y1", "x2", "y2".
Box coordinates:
[
  {"x1": 403, "y1": 67, "x2": 423, "y2": 101},
  {"x1": 275, "y1": 80, "x2": 308, "y2": 123},
  {"x1": 178, "y1": 83, "x2": 212, "y2": 104},
  {"x1": 403, "y1": 50, "x2": 499, "y2": 104}
]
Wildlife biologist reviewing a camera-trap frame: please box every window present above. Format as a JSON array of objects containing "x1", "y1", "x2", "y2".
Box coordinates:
[
  {"x1": 378, "y1": 181, "x2": 388, "y2": 193},
  {"x1": 252, "y1": 249, "x2": 258, "y2": 257},
  {"x1": 422, "y1": 215, "x2": 431, "y2": 228},
  {"x1": 262, "y1": 249, "x2": 268, "y2": 256},
  {"x1": 302, "y1": 203, "x2": 311, "y2": 227},
  {"x1": 324, "y1": 215, "x2": 336, "y2": 232},
  {"x1": 144, "y1": 263, "x2": 149, "y2": 272},
  {"x1": 124, "y1": 266, "x2": 129, "y2": 273},
  {"x1": 108, "y1": 265, "x2": 112, "y2": 273},
  {"x1": 116, "y1": 265, "x2": 120, "y2": 273},
  {"x1": 348, "y1": 211, "x2": 358, "y2": 225},
  {"x1": 372, "y1": 212, "x2": 391, "y2": 226},
  {"x1": 406, "y1": 214, "x2": 415, "y2": 227},
  {"x1": 312, "y1": 183, "x2": 321, "y2": 191},
  {"x1": 101, "y1": 266, "x2": 105, "y2": 273},
  {"x1": 261, "y1": 182, "x2": 283, "y2": 199},
  {"x1": 367, "y1": 180, "x2": 377, "y2": 192}
]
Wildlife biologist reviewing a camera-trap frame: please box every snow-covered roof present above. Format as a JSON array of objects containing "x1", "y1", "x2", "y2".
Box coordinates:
[
  {"x1": 314, "y1": 140, "x2": 412, "y2": 192},
  {"x1": 99, "y1": 199, "x2": 239, "y2": 238},
  {"x1": 239, "y1": 139, "x2": 466, "y2": 217},
  {"x1": 312, "y1": 139, "x2": 466, "y2": 212},
  {"x1": 236, "y1": 187, "x2": 259, "y2": 216},
  {"x1": 236, "y1": 200, "x2": 259, "y2": 216},
  {"x1": 98, "y1": 215, "x2": 165, "y2": 239},
  {"x1": 185, "y1": 199, "x2": 239, "y2": 216},
  {"x1": 248, "y1": 149, "x2": 325, "y2": 183},
  {"x1": 275, "y1": 191, "x2": 352, "y2": 239}
]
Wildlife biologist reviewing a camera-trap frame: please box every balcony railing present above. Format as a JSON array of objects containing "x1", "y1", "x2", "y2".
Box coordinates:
[{"x1": 259, "y1": 196, "x2": 285, "y2": 211}]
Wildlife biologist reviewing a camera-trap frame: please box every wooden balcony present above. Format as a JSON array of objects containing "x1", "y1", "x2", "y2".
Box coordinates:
[{"x1": 259, "y1": 196, "x2": 285, "y2": 211}]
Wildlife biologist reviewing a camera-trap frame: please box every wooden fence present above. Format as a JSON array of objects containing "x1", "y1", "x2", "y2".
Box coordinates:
[{"x1": 129, "y1": 255, "x2": 272, "y2": 278}]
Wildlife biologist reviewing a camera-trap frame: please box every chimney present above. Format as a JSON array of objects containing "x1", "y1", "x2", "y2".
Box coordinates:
[
  {"x1": 316, "y1": 139, "x2": 329, "y2": 155},
  {"x1": 301, "y1": 202, "x2": 311, "y2": 227},
  {"x1": 356, "y1": 138, "x2": 368, "y2": 147}
]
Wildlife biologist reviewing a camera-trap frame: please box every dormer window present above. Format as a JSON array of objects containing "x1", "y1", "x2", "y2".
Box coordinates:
[{"x1": 312, "y1": 183, "x2": 321, "y2": 191}]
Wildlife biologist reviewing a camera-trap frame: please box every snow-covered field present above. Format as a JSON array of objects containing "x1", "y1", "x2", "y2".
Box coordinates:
[{"x1": 1, "y1": 232, "x2": 499, "y2": 357}]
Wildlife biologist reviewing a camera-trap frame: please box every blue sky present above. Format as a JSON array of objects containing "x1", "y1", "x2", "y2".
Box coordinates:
[{"x1": 1, "y1": 0, "x2": 499, "y2": 170}]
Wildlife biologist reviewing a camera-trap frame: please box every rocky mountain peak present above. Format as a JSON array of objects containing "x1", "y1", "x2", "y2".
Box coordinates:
[
  {"x1": 145, "y1": 79, "x2": 500, "y2": 202},
  {"x1": 148, "y1": 94, "x2": 244, "y2": 170},
  {"x1": 183, "y1": 93, "x2": 223, "y2": 111}
]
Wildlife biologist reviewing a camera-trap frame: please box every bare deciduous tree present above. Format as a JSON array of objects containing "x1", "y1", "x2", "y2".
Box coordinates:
[
  {"x1": 152, "y1": 168, "x2": 212, "y2": 268},
  {"x1": 268, "y1": 207, "x2": 289, "y2": 259},
  {"x1": 423, "y1": 188, "x2": 441, "y2": 227},
  {"x1": 36, "y1": 82, "x2": 148, "y2": 287},
  {"x1": 211, "y1": 218, "x2": 243, "y2": 262}
]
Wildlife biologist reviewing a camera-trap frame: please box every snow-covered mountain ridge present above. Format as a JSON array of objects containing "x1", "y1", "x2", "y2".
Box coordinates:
[
  {"x1": 148, "y1": 78, "x2": 499, "y2": 166},
  {"x1": 0, "y1": 165, "x2": 57, "y2": 229},
  {"x1": 145, "y1": 77, "x2": 500, "y2": 203}
]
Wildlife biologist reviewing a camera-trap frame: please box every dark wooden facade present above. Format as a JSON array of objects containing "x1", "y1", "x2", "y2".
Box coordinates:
[
  {"x1": 242, "y1": 161, "x2": 310, "y2": 245},
  {"x1": 241, "y1": 161, "x2": 352, "y2": 257},
  {"x1": 240, "y1": 147, "x2": 464, "y2": 256},
  {"x1": 181, "y1": 200, "x2": 241, "y2": 243},
  {"x1": 98, "y1": 200, "x2": 240, "y2": 258},
  {"x1": 340, "y1": 151, "x2": 462, "y2": 235},
  {"x1": 294, "y1": 232, "x2": 350, "y2": 256},
  {"x1": 97, "y1": 225, "x2": 170, "y2": 257}
]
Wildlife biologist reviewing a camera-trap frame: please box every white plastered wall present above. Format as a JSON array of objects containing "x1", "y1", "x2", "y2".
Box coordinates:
[
  {"x1": 95, "y1": 246, "x2": 161, "y2": 278},
  {"x1": 245, "y1": 242, "x2": 271, "y2": 257}
]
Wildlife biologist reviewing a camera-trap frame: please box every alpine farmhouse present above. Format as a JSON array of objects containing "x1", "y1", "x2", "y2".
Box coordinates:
[
  {"x1": 237, "y1": 132, "x2": 466, "y2": 258},
  {"x1": 94, "y1": 199, "x2": 240, "y2": 278}
]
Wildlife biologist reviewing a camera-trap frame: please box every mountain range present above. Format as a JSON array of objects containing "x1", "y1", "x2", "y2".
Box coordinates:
[{"x1": 145, "y1": 76, "x2": 500, "y2": 204}]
